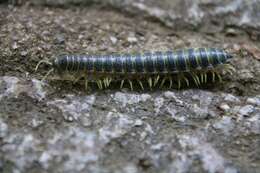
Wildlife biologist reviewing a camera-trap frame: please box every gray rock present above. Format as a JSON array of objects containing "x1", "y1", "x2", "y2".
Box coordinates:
[
  {"x1": 47, "y1": 94, "x2": 96, "y2": 122},
  {"x1": 54, "y1": 34, "x2": 65, "y2": 44},
  {"x1": 245, "y1": 114, "x2": 260, "y2": 134},
  {"x1": 213, "y1": 116, "x2": 234, "y2": 135},
  {"x1": 1, "y1": 1, "x2": 260, "y2": 172},
  {"x1": 19, "y1": 0, "x2": 260, "y2": 35},
  {"x1": 113, "y1": 92, "x2": 152, "y2": 107},
  {"x1": 0, "y1": 119, "x2": 8, "y2": 138},
  {"x1": 238, "y1": 105, "x2": 255, "y2": 116}
]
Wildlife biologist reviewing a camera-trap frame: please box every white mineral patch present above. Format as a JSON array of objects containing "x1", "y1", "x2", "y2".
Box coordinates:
[
  {"x1": 113, "y1": 92, "x2": 151, "y2": 107},
  {"x1": 219, "y1": 103, "x2": 231, "y2": 112},
  {"x1": 246, "y1": 96, "x2": 260, "y2": 106},
  {"x1": 213, "y1": 116, "x2": 234, "y2": 135},
  {"x1": 39, "y1": 127, "x2": 99, "y2": 171},
  {"x1": 177, "y1": 134, "x2": 236, "y2": 173},
  {"x1": 2, "y1": 133, "x2": 39, "y2": 171},
  {"x1": 238, "y1": 105, "x2": 255, "y2": 116},
  {"x1": 0, "y1": 119, "x2": 8, "y2": 138},
  {"x1": 223, "y1": 93, "x2": 240, "y2": 103},
  {"x1": 154, "y1": 97, "x2": 164, "y2": 115},
  {"x1": 48, "y1": 94, "x2": 96, "y2": 121},
  {"x1": 0, "y1": 76, "x2": 47, "y2": 101},
  {"x1": 98, "y1": 112, "x2": 134, "y2": 144}
]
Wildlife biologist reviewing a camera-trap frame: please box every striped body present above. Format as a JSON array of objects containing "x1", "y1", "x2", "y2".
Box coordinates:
[{"x1": 53, "y1": 48, "x2": 232, "y2": 75}]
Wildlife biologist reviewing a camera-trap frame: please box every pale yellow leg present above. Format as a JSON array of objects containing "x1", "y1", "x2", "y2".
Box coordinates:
[
  {"x1": 195, "y1": 73, "x2": 200, "y2": 85},
  {"x1": 120, "y1": 80, "x2": 125, "y2": 89},
  {"x1": 183, "y1": 76, "x2": 189, "y2": 87},
  {"x1": 107, "y1": 78, "x2": 112, "y2": 87},
  {"x1": 178, "y1": 76, "x2": 181, "y2": 89},
  {"x1": 169, "y1": 77, "x2": 173, "y2": 89},
  {"x1": 148, "y1": 77, "x2": 153, "y2": 90},
  {"x1": 138, "y1": 80, "x2": 144, "y2": 90},
  {"x1": 85, "y1": 79, "x2": 89, "y2": 90},
  {"x1": 73, "y1": 75, "x2": 82, "y2": 84},
  {"x1": 97, "y1": 80, "x2": 103, "y2": 90},
  {"x1": 200, "y1": 73, "x2": 204, "y2": 83},
  {"x1": 216, "y1": 73, "x2": 222, "y2": 82},
  {"x1": 191, "y1": 73, "x2": 199, "y2": 86},
  {"x1": 128, "y1": 79, "x2": 133, "y2": 91},
  {"x1": 41, "y1": 69, "x2": 54, "y2": 82},
  {"x1": 204, "y1": 73, "x2": 207, "y2": 83},
  {"x1": 154, "y1": 75, "x2": 160, "y2": 87},
  {"x1": 160, "y1": 77, "x2": 166, "y2": 88},
  {"x1": 212, "y1": 71, "x2": 216, "y2": 82},
  {"x1": 103, "y1": 78, "x2": 108, "y2": 88}
]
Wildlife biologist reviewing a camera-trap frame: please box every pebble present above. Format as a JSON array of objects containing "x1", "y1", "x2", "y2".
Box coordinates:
[
  {"x1": 29, "y1": 118, "x2": 44, "y2": 128},
  {"x1": 163, "y1": 91, "x2": 184, "y2": 105},
  {"x1": 20, "y1": 51, "x2": 28, "y2": 56},
  {"x1": 127, "y1": 36, "x2": 138, "y2": 43},
  {"x1": 110, "y1": 36, "x2": 117, "y2": 44},
  {"x1": 191, "y1": 104, "x2": 209, "y2": 118},
  {"x1": 223, "y1": 94, "x2": 240, "y2": 103},
  {"x1": 219, "y1": 103, "x2": 230, "y2": 112},
  {"x1": 238, "y1": 105, "x2": 255, "y2": 116},
  {"x1": 54, "y1": 34, "x2": 65, "y2": 44},
  {"x1": 239, "y1": 69, "x2": 254, "y2": 81},
  {"x1": 134, "y1": 119, "x2": 143, "y2": 126},
  {"x1": 246, "y1": 97, "x2": 260, "y2": 106},
  {"x1": 213, "y1": 116, "x2": 234, "y2": 135}
]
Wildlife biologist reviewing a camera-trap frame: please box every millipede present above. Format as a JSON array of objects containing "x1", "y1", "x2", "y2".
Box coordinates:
[{"x1": 35, "y1": 48, "x2": 235, "y2": 90}]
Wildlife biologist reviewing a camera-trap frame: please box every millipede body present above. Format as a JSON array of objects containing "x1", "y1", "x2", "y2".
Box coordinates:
[{"x1": 37, "y1": 48, "x2": 235, "y2": 90}]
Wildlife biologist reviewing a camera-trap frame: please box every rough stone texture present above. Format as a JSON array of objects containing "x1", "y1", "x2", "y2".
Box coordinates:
[
  {"x1": 5, "y1": 0, "x2": 260, "y2": 37},
  {"x1": 0, "y1": 1, "x2": 260, "y2": 173}
]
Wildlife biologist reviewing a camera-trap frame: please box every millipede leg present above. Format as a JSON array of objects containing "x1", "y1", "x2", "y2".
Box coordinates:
[
  {"x1": 183, "y1": 76, "x2": 189, "y2": 87},
  {"x1": 212, "y1": 71, "x2": 216, "y2": 82},
  {"x1": 200, "y1": 73, "x2": 204, "y2": 83},
  {"x1": 97, "y1": 80, "x2": 103, "y2": 90},
  {"x1": 204, "y1": 73, "x2": 207, "y2": 83},
  {"x1": 73, "y1": 75, "x2": 82, "y2": 84},
  {"x1": 85, "y1": 79, "x2": 89, "y2": 90},
  {"x1": 103, "y1": 78, "x2": 108, "y2": 88},
  {"x1": 128, "y1": 79, "x2": 133, "y2": 91},
  {"x1": 41, "y1": 69, "x2": 54, "y2": 82},
  {"x1": 138, "y1": 80, "x2": 144, "y2": 90},
  {"x1": 120, "y1": 80, "x2": 125, "y2": 89},
  {"x1": 224, "y1": 68, "x2": 233, "y2": 75},
  {"x1": 154, "y1": 75, "x2": 160, "y2": 87},
  {"x1": 148, "y1": 77, "x2": 153, "y2": 90},
  {"x1": 160, "y1": 77, "x2": 166, "y2": 88},
  {"x1": 191, "y1": 73, "x2": 199, "y2": 86},
  {"x1": 225, "y1": 64, "x2": 236, "y2": 73},
  {"x1": 177, "y1": 75, "x2": 181, "y2": 89},
  {"x1": 107, "y1": 77, "x2": 112, "y2": 87},
  {"x1": 216, "y1": 73, "x2": 222, "y2": 82},
  {"x1": 169, "y1": 76, "x2": 173, "y2": 89},
  {"x1": 195, "y1": 73, "x2": 200, "y2": 85}
]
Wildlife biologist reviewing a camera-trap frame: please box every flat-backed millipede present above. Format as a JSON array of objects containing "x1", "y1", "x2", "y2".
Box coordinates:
[{"x1": 36, "y1": 48, "x2": 235, "y2": 90}]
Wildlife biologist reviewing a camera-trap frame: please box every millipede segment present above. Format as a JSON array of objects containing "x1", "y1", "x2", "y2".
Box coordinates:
[{"x1": 37, "y1": 48, "x2": 234, "y2": 90}]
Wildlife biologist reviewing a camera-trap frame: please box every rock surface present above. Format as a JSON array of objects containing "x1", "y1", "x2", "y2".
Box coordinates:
[{"x1": 0, "y1": 1, "x2": 260, "y2": 173}]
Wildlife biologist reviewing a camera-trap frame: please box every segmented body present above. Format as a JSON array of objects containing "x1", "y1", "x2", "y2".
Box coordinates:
[{"x1": 47, "y1": 48, "x2": 235, "y2": 90}]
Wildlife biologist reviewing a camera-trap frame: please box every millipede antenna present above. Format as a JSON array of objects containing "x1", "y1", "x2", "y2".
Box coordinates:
[{"x1": 35, "y1": 59, "x2": 53, "y2": 81}]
